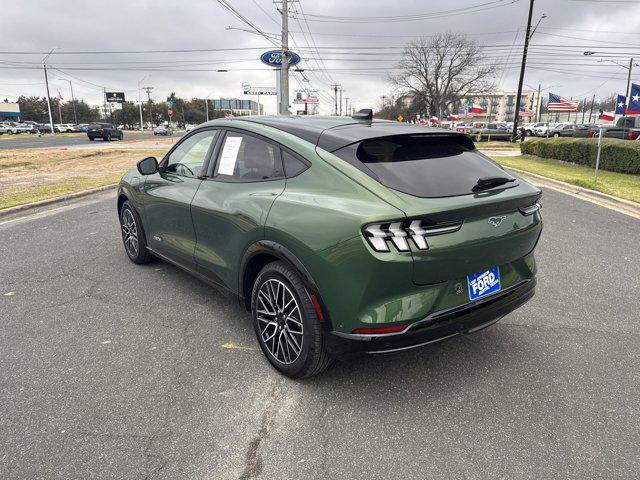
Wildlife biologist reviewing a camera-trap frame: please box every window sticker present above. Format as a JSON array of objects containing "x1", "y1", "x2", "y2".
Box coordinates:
[{"x1": 217, "y1": 136, "x2": 243, "y2": 175}]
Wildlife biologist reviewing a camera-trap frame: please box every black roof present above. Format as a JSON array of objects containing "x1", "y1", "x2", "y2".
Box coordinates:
[{"x1": 239, "y1": 115, "x2": 457, "y2": 152}]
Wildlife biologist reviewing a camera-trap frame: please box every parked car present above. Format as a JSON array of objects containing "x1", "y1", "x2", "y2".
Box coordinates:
[
  {"x1": 588, "y1": 116, "x2": 640, "y2": 140},
  {"x1": 78, "y1": 124, "x2": 90, "y2": 132},
  {"x1": 16, "y1": 122, "x2": 38, "y2": 134},
  {"x1": 153, "y1": 125, "x2": 173, "y2": 136},
  {"x1": 547, "y1": 123, "x2": 578, "y2": 137},
  {"x1": 55, "y1": 123, "x2": 79, "y2": 133},
  {"x1": 0, "y1": 124, "x2": 7, "y2": 135},
  {"x1": 470, "y1": 122, "x2": 511, "y2": 141},
  {"x1": 1, "y1": 122, "x2": 20, "y2": 134},
  {"x1": 36, "y1": 123, "x2": 53, "y2": 134},
  {"x1": 185, "y1": 124, "x2": 196, "y2": 132},
  {"x1": 87, "y1": 123, "x2": 123, "y2": 141},
  {"x1": 533, "y1": 122, "x2": 555, "y2": 137},
  {"x1": 117, "y1": 112, "x2": 543, "y2": 378}
]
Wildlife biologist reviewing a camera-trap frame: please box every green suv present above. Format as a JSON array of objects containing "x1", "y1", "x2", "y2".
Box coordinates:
[{"x1": 117, "y1": 111, "x2": 542, "y2": 378}]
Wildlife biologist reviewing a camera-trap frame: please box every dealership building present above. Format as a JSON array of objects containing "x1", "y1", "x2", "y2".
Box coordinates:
[
  {"x1": 0, "y1": 102, "x2": 21, "y2": 121},
  {"x1": 212, "y1": 98, "x2": 260, "y2": 116}
]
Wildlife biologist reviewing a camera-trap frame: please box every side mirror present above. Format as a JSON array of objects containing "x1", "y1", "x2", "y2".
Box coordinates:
[{"x1": 137, "y1": 156, "x2": 158, "y2": 175}]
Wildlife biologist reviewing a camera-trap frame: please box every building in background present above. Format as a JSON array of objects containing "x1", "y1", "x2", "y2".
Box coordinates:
[
  {"x1": 463, "y1": 91, "x2": 539, "y2": 122},
  {"x1": 0, "y1": 102, "x2": 21, "y2": 121},
  {"x1": 212, "y1": 98, "x2": 260, "y2": 116}
]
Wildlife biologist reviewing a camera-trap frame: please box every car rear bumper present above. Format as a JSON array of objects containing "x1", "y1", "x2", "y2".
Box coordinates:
[{"x1": 323, "y1": 277, "x2": 535, "y2": 359}]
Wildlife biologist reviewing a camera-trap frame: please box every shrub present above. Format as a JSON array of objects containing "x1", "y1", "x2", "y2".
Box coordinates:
[{"x1": 520, "y1": 138, "x2": 640, "y2": 174}]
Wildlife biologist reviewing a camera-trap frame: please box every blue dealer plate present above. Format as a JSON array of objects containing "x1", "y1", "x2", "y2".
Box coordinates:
[{"x1": 467, "y1": 267, "x2": 501, "y2": 301}]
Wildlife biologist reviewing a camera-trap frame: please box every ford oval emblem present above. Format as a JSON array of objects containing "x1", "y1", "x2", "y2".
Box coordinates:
[{"x1": 260, "y1": 50, "x2": 301, "y2": 67}]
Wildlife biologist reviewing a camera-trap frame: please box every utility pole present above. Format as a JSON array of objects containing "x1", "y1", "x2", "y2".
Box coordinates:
[
  {"x1": 345, "y1": 97, "x2": 350, "y2": 117},
  {"x1": 588, "y1": 94, "x2": 595, "y2": 123},
  {"x1": 581, "y1": 97, "x2": 587, "y2": 123},
  {"x1": 42, "y1": 48, "x2": 57, "y2": 136},
  {"x1": 535, "y1": 83, "x2": 541, "y2": 122},
  {"x1": 511, "y1": 0, "x2": 535, "y2": 141},
  {"x1": 331, "y1": 84, "x2": 340, "y2": 115},
  {"x1": 59, "y1": 78, "x2": 77, "y2": 124},
  {"x1": 339, "y1": 88, "x2": 343, "y2": 116},
  {"x1": 278, "y1": 0, "x2": 291, "y2": 115},
  {"x1": 624, "y1": 57, "x2": 633, "y2": 117},
  {"x1": 142, "y1": 86, "x2": 154, "y2": 126}
]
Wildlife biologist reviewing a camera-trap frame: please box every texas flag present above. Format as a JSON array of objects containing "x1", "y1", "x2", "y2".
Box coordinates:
[
  {"x1": 625, "y1": 83, "x2": 640, "y2": 115},
  {"x1": 599, "y1": 110, "x2": 615, "y2": 121},
  {"x1": 615, "y1": 94, "x2": 626, "y2": 115},
  {"x1": 469, "y1": 103, "x2": 485, "y2": 114}
]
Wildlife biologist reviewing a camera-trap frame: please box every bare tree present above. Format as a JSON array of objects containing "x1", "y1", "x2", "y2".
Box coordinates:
[{"x1": 390, "y1": 33, "x2": 495, "y2": 118}]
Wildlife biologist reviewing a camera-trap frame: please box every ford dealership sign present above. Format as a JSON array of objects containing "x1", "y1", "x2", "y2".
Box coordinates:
[{"x1": 260, "y1": 50, "x2": 301, "y2": 67}]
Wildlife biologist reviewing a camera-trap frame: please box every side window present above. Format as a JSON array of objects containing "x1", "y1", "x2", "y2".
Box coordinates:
[
  {"x1": 214, "y1": 132, "x2": 284, "y2": 181},
  {"x1": 165, "y1": 130, "x2": 217, "y2": 178},
  {"x1": 282, "y1": 150, "x2": 309, "y2": 178}
]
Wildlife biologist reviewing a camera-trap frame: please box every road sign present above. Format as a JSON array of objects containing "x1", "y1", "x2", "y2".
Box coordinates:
[
  {"x1": 168, "y1": 108, "x2": 173, "y2": 117},
  {"x1": 397, "y1": 114, "x2": 404, "y2": 122},
  {"x1": 166, "y1": 99, "x2": 173, "y2": 108},
  {"x1": 105, "y1": 92, "x2": 125, "y2": 103},
  {"x1": 260, "y1": 50, "x2": 301, "y2": 67},
  {"x1": 242, "y1": 82, "x2": 277, "y2": 96}
]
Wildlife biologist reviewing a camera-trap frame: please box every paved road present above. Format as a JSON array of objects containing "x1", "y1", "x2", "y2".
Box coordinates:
[
  {"x1": 0, "y1": 132, "x2": 184, "y2": 150},
  {"x1": 1, "y1": 188, "x2": 639, "y2": 479}
]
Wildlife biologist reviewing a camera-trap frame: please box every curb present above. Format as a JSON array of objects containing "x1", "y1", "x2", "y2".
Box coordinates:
[
  {"x1": 0, "y1": 184, "x2": 117, "y2": 219},
  {"x1": 507, "y1": 167, "x2": 640, "y2": 218}
]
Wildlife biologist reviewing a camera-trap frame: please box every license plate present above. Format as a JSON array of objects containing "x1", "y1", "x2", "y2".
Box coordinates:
[{"x1": 467, "y1": 267, "x2": 501, "y2": 300}]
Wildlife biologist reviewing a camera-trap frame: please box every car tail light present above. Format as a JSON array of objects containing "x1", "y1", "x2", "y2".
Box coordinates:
[
  {"x1": 352, "y1": 324, "x2": 407, "y2": 334},
  {"x1": 362, "y1": 219, "x2": 462, "y2": 252},
  {"x1": 628, "y1": 131, "x2": 640, "y2": 140}
]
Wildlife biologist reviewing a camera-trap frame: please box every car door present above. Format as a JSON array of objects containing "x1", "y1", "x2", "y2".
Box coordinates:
[
  {"x1": 141, "y1": 128, "x2": 219, "y2": 269},
  {"x1": 191, "y1": 129, "x2": 286, "y2": 290}
]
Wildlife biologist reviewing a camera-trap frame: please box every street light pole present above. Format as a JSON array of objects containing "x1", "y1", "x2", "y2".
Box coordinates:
[
  {"x1": 42, "y1": 48, "x2": 58, "y2": 136},
  {"x1": 138, "y1": 75, "x2": 148, "y2": 131},
  {"x1": 58, "y1": 78, "x2": 77, "y2": 124},
  {"x1": 624, "y1": 57, "x2": 633, "y2": 117}
]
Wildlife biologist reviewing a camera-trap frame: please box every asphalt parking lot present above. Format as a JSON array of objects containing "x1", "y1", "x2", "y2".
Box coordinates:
[
  {"x1": 1, "y1": 187, "x2": 639, "y2": 479},
  {"x1": 0, "y1": 132, "x2": 184, "y2": 150}
]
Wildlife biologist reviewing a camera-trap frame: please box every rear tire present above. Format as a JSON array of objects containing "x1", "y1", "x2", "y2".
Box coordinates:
[
  {"x1": 106, "y1": 133, "x2": 112, "y2": 141},
  {"x1": 553, "y1": 133, "x2": 560, "y2": 138},
  {"x1": 118, "y1": 133, "x2": 123, "y2": 141},
  {"x1": 119, "y1": 201, "x2": 154, "y2": 264},
  {"x1": 89, "y1": 137, "x2": 95, "y2": 141},
  {"x1": 251, "y1": 261, "x2": 333, "y2": 379}
]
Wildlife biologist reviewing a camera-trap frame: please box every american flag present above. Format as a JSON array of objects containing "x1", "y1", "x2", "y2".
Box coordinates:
[
  {"x1": 547, "y1": 93, "x2": 579, "y2": 112},
  {"x1": 519, "y1": 106, "x2": 534, "y2": 117}
]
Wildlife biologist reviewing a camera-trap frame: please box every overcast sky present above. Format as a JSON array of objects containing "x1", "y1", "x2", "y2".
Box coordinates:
[{"x1": 1, "y1": 0, "x2": 639, "y2": 115}]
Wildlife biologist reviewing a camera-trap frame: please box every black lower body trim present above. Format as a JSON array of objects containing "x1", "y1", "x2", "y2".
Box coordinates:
[{"x1": 324, "y1": 278, "x2": 536, "y2": 359}]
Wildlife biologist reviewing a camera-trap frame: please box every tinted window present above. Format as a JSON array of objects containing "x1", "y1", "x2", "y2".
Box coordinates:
[
  {"x1": 165, "y1": 130, "x2": 217, "y2": 178},
  {"x1": 282, "y1": 150, "x2": 309, "y2": 177},
  {"x1": 332, "y1": 134, "x2": 515, "y2": 198},
  {"x1": 214, "y1": 133, "x2": 283, "y2": 181}
]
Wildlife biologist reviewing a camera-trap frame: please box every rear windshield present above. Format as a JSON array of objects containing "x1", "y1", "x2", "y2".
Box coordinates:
[{"x1": 332, "y1": 134, "x2": 516, "y2": 198}]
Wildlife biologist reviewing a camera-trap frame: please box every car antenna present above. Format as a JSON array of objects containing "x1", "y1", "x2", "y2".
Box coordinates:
[{"x1": 352, "y1": 108, "x2": 373, "y2": 122}]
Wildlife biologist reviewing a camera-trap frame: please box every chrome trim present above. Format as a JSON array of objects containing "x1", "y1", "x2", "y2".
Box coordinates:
[
  {"x1": 519, "y1": 202, "x2": 541, "y2": 216},
  {"x1": 335, "y1": 279, "x2": 532, "y2": 341},
  {"x1": 423, "y1": 223, "x2": 462, "y2": 236}
]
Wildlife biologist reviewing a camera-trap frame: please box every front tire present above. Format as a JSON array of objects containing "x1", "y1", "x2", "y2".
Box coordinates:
[
  {"x1": 251, "y1": 261, "x2": 333, "y2": 378},
  {"x1": 119, "y1": 201, "x2": 154, "y2": 264}
]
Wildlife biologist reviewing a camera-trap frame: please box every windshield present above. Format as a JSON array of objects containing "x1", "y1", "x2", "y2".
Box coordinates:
[{"x1": 332, "y1": 134, "x2": 517, "y2": 198}]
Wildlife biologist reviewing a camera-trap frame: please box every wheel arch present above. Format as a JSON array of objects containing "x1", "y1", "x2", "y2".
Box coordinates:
[{"x1": 239, "y1": 240, "x2": 333, "y2": 329}]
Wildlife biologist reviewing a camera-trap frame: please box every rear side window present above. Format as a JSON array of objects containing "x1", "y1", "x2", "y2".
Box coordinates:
[
  {"x1": 332, "y1": 134, "x2": 515, "y2": 198},
  {"x1": 282, "y1": 150, "x2": 309, "y2": 178},
  {"x1": 214, "y1": 132, "x2": 284, "y2": 181}
]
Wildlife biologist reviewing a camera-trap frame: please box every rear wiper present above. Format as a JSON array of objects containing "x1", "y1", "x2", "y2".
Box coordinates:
[{"x1": 473, "y1": 176, "x2": 516, "y2": 192}]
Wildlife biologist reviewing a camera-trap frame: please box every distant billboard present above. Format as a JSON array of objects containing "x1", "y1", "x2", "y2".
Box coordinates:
[{"x1": 105, "y1": 92, "x2": 125, "y2": 103}]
